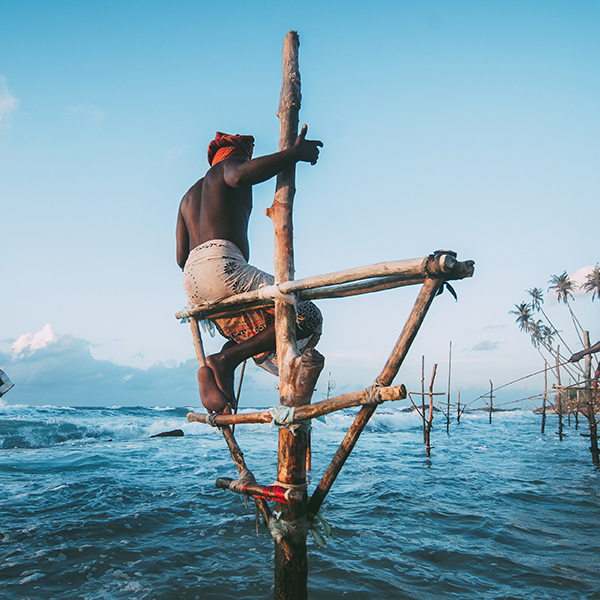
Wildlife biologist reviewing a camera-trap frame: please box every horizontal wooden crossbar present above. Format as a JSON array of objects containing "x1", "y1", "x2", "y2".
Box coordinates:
[
  {"x1": 175, "y1": 253, "x2": 474, "y2": 321},
  {"x1": 215, "y1": 478, "x2": 306, "y2": 504},
  {"x1": 187, "y1": 383, "x2": 407, "y2": 426}
]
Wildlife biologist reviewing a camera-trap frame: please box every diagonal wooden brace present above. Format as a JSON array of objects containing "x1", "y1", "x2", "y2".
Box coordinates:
[{"x1": 307, "y1": 276, "x2": 444, "y2": 519}]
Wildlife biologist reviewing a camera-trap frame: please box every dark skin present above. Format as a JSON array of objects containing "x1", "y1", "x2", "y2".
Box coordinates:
[
  {"x1": 569, "y1": 341, "x2": 600, "y2": 391},
  {"x1": 177, "y1": 125, "x2": 323, "y2": 414}
]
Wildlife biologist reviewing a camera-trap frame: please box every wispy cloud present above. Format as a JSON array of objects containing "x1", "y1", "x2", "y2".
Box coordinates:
[
  {"x1": 0, "y1": 76, "x2": 19, "y2": 126},
  {"x1": 471, "y1": 341, "x2": 500, "y2": 351},
  {"x1": 67, "y1": 103, "x2": 105, "y2": 122},
  {"x1": 165, "y1": 147, "x2": 184, "y2": 162}
]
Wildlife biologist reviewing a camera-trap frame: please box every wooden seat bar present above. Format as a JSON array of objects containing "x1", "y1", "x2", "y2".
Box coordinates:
[{"x1": 187, "y1": 383, "x2": 407, "y2": 427}]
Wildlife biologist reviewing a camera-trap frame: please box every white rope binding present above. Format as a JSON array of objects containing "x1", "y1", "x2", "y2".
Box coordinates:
[{"x1": 258, "y1": 284, "x2": 297, "y2": 305}]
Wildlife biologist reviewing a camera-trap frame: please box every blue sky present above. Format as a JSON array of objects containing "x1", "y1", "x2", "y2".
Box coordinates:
[{"x1": 1, "y1": 0, "x2": 598, "y2": 408}]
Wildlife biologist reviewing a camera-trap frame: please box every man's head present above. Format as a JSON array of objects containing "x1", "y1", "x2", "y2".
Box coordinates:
[{"x1": 208, "y1": 132, "x2": 255, "y2": 166}]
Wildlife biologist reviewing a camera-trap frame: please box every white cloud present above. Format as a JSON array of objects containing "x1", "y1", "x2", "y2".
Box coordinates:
[
  {"x1": 12, "y1": 324, "x2": 58, "y2": 354},
  {"x1": 0, "y1": 325, "x2": 281, "y2": 407},
  {"x1": 570, "y1": 265, "x2": 595, "y2": 296},
  {"x1": 0, "y1": 76, "x2": 19, "y2": 125}
]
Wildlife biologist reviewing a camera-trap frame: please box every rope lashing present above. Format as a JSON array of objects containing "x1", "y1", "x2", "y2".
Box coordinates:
[
  {"x1": 365, "y1": 383, "x2": 385, "y2": 405},
  {"x1": 207, "y1": 413, "x2": 221, "y2": 428},
  {"x1": 178, "y1": 307, "x2": 216, "y2": 336},
  {"x1": 228, "y1": 468, "x2": 256, "y2": 509},
  {"x1": 268, "y1": 509, "x2": 332, "y2": 547},
  {"x1": 178, "y1": 306, "x2": 192, "y2": 323},
  {"x1": 272, "y1": 480, "x2": 308, "y2": 503},
  {"x1": 199, "y1": 319, "x2": 216, "y2": 337},
  {"x1": 268, "y1": 406, "x2": 311, "y2": 435},
  {"x1": 228, "y1": 468, "x2": 257, "y2": 494},
  {"x1": 257, "y1": 284, "x2": 297, "y2": 305}
]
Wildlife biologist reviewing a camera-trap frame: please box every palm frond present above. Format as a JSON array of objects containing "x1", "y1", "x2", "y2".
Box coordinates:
[
  {"x1": 548, "y1": 271, "x2": 575, "y2": 304},
  {"x1": 582, "y1": 264, "x2": 600, "y2": 301}
]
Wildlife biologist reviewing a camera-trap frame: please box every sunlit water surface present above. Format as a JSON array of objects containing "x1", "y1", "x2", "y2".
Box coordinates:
[{"x1": 1, "y1": 405, "x2": 599, "y2": 599}]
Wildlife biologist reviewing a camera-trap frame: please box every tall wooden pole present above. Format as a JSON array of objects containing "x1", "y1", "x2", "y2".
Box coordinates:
[
  {"x1": 446, "y1": 341, "x2": 452, "y2": 433},
  {"x1": 583, "y1": 331, "x2": 599, "y2": 464},
  {"x1": 267, "y1": 31, "x2": 324, "y2": 600},
  {"x1": 556, "y1": 345, "x2": 563, "y2": 441},
  {"x1": 489, "y1": 380, "x2": 493, "y2": 424},
  {"x1": 541, "y1": 360, "x2": 547, "y2": 434},
  {"x1": 426, "y1": 364, "x2": 437, "y2": 457},
  {"x1": 421, "y1": 355, "x2": 426, "y2": 442}
]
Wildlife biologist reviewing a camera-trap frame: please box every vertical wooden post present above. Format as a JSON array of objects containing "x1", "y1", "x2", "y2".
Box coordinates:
[
  {"x1": 567, "y1": 379, "x2": 572, "y2": 427},
  {"x1": 556, "y1": 346, "x2": 563, "y2": 441},
  {"x1": 421, "y1": 356, "x2": 426, "y2": 442},
  {"x1": 446, "y1": 341, "x2": 452, "y2": 433},
  {"x1": 583, "y1": 331, "x2": 599, "y2": 464},
  {"x1": 267, "y1": 31, "x2": 324, "y2": 600},
  {"x1": 457, "y1": 391, "x2": 461, "y2": 424},
  {"x1": 425, "y1": 364, "x2": 437, "y2": 457},
  {"x1": 489, "y1": 380, "x2": 493, "y2": 424},
  {"x1": 541, "y1": 360, "x2": 547, "y2": 434}
]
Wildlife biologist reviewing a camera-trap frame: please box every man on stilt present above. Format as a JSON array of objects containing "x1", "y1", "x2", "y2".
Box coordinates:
[{"x1": 177, "y1": 127, "x2": 324, "y2": 415}]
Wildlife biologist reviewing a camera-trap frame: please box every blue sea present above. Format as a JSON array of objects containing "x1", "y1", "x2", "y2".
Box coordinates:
[{"x1": 1, "y1": 404, "x2": 599, "y2": 600}]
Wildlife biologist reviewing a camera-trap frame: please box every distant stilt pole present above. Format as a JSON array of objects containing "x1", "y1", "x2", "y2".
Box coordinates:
[
  {"x1": 425, "y1": 364, "x2": 437, "y2": 457},
  {"x1": 457, "y1": 391, "x2": 461, "y2": 424},
  {"x1": 541, "y1": 360, "x2": 547, "y2": 434},
  {"x1": 556, "y1": 346, "x2": 563, "y2": 441},
  {"x1": 421, "y1": 355, "x2": 426, "y2": 442},
  {"x1": 489, "y1": 380, "x2": 493, "y2": 424},
  {"x1": 446, "y1": 341, "x2": 452, "y2": 433},
  {"x1": 583, "y1": 331, "x2": 599, "y2": 464}
]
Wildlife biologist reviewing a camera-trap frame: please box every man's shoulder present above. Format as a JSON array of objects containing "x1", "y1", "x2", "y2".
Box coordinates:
[
  {"x1": 205, "y1": 157, "x2": 249, "y2": 181},
  {"x1": 180, "y1": 178, "x2": 204, "y2": 207}
]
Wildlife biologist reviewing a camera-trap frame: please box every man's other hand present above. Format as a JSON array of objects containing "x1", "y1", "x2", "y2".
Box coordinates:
[
  {"x1": 294, "y1": 124, "x2": 323, "y2": 165},
  {"x1": 569, "y1": 351, "x2": 584, "y2": 363}
]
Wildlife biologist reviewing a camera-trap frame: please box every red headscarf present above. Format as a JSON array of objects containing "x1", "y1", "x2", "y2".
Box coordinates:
[{"x1": 207, "y1": 132, "x2": 255, "y2": 166}]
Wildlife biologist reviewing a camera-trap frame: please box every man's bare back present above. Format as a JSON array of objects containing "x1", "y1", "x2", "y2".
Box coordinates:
[
  {"x1": 176, "y1": 127, "x2": 322, "y2": 414},
  {"x1": 177, "y1": 125, "x2": 322, "y2": 269}
]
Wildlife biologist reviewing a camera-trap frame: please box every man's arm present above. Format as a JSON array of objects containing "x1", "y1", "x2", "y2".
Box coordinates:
[
  {"x1": 223, "y1": 125, "x2": 322, "y2": 188},
  {"x1": 569, "y1": 341, "x2": 600, "y2": 363},
  {"x1": 176, "y1": 203, "x2": 190, "y2": 270}
]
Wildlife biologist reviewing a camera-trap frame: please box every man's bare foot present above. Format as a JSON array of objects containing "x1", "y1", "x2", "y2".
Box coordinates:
[
  {"x1": 197, "y1": 366, "x2": 231, "y2": 413},
  {"x1": 206, "y1": 353, "x2": 236, "y2": 404}
]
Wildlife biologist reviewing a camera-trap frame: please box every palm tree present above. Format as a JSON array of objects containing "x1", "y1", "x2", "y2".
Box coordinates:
[
  {"x1": 510, "y1": 302, "x2": 533, "y2": 334},
  {"x1": 582, "y1": 264, "x2": 600, "y2": 301},
  {"x1": 527, "y1": 287, "x2": 572, "y2": 354},
  {"x1": 548, "y1": 272, "x2": 585, "y2": 346},
  {"x1": 548, "y1": 271, "x2": 576, "y2": 304}
]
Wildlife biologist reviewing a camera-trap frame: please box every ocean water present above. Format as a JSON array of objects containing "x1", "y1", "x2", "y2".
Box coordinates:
[{"x1": 1, "y1": 404, "x2": 599, "y2": 600}]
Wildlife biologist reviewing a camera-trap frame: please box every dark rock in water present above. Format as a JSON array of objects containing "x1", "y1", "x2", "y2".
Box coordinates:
[{"x1": 150, "y1": 429, "x2": 184, "y2": 438}]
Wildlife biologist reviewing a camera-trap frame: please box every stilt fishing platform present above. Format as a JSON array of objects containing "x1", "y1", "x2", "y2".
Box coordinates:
[{"x1": 176, "y1": 31, "x2": 474, "y2": 600}]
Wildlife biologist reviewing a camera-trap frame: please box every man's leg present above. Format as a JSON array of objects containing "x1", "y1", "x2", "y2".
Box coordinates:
[
  {"x1": 203, "y1": 322, "x2": 316, "y2": 409},
  {"x1": 205, "y1": 325, "x2": 277, "y2": 407}
]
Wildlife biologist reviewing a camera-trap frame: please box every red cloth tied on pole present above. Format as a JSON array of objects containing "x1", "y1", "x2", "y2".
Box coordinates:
[
  {"x1": 208, "y1": 132, "x2": 255, "y2": 166},
  {"x1": 251, "y1": 485, "x2": 292, "y2": 504}
]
